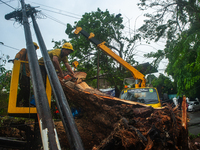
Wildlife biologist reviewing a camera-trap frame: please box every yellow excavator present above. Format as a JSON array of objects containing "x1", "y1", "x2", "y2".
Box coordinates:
[{"x1": 73, "y1": 27, "x2": 161, "y2": 108}]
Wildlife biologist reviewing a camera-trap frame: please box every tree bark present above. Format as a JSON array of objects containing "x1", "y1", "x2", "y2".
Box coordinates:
[{"x1": 58, "y1": 74, "x2": 189, "y2": 150}]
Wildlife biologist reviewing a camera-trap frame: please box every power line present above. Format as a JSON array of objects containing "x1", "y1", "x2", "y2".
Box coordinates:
[
  {"x1": 37, "y1": 7, "x2": 81, "y2": 19},
  {"x1": 41, "y1": 12, "x2": 66, "y2": 26},
  {"x1": 0, "y1": 42, "x2": 20, "y2": 51},
  {"x1": 27, "y1": 0, "x2": 81, "y2": 17},
  {"x1": 0, "y1": 0, "x2": 14, "y2": 4},
  {"x1": 0, "y1": 42, "x2": 42, "y2": 58},
  {"x1": 0, "y1": 0, "x2": 15, "y2": 9}
]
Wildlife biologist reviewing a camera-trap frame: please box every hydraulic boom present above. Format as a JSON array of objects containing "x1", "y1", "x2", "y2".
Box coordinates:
[{"x1": 74, "y1": 27, "x2": 146, "y2": 88}]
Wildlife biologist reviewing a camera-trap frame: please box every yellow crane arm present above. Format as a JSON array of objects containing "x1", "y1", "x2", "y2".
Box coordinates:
[{"x1": 74, "y1": 27, "x2": 146, "y2": 88}]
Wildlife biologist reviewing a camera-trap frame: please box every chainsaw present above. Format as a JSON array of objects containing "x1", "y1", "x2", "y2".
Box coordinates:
[
  {"x1": 63, "y1": 74, "x2": 77, "y2": 82},
  {"x1": 63, "y1": 72, "x2": 87, "y2": 84}
]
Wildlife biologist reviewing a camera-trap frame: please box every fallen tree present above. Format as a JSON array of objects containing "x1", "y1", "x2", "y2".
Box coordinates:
[{"x1": 57, "y1": 72, "x2": 189, "y2": 150}]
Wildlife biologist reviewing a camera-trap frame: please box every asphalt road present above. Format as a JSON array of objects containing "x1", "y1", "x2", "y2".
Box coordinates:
[{"x1": 188, "y1": 111, "x2": 200, "y2": 135}]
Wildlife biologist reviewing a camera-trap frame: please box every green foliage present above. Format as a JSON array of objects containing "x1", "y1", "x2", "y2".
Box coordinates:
[
  {"x1": 165, "y1": 31, "x2": 200, "y2": 96},
  {"x1": 189, "y1": 132, "x2": 200, "y2": 140},
  {"x1": 0, "y1": 54, "x2": 11, "y2": 92},
  {"x1": 64, "y1": 8, "x2": 139, "y2": 95},
  {"x1": 137, "y1": 0, "x2": 194, "y2": 42},
  {"x1": 151, "y1": 74, "x2": 177, "y2": 94},
  {"x1": 0, "y1": 93, "x2": 9, "y2": 116},
  {"x1": 0, "y1": 70, "x2": 12, "y2": 92},
  {"x1": 146, "y1": 74, "x2": 157, "y2": 85},
  {"x1": 0, "y1": 65, "x2": 6, "y2": 73},
  {"x1": 137, "y1": 0, "x2": 200, "y2": 97},
  {"x1": 144, "y1": 50, "x2": 165, "y2": 68}
]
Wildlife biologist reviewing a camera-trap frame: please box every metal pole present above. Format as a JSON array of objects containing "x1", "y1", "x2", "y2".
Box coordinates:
[
  {"x1": 31, "y1": 14, "x2": 84, "y2": 150},
  {"x1": 20, "y1": 0, "x2": 61, "y2": 149}
]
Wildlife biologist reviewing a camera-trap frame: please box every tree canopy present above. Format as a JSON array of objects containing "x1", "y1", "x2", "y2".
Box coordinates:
[
  {"x1": 151, "y1": 73, "x2": 177, "y2": 95},
  {"x1": 137, "y1": 0, "x2": 200, "y2": 97},
  {"x1": 64, "y1": 8, "x2": 141, "y2": 97}
]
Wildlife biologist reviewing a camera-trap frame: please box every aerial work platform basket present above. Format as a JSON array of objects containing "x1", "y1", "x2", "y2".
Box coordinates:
[{"x1": 8, "y1": 60, "x2": 52, "y2": 116}]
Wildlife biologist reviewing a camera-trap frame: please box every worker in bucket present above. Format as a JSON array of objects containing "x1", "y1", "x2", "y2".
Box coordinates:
[
  {"x1": 15, "y1": 42, "x2": 39, "y2": 107},
  {"x1": 39, "y1": 42, "x2": 75, "y2": 84}
]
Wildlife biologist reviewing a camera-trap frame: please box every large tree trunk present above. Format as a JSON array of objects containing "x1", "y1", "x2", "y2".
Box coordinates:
[{"x1": 57, "y1": 73, "x2": 189, "y2": 150}]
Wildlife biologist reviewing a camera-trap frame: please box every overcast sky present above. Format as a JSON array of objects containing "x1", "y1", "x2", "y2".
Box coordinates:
[{"x1": 0, "y1": 0, "x2": 168, "y2": 76}]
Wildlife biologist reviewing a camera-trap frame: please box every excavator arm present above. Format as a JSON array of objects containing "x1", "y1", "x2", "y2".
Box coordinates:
[{"x1": 74, "y1": 27, "x2": 146, "y2": 88}]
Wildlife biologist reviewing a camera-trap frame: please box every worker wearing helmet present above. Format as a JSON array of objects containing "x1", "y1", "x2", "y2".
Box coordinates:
[
  {"x1": 39, "y1": 42, "x2": 75, "y2": 81},
  {"x1": 15, "y1": 42, "x2": 39, "y2": 107}
]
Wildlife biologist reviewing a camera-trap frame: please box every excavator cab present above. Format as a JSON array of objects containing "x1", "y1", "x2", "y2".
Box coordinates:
[{"x1": 7, "y1": 60, "x2": 52, "y2": 117}]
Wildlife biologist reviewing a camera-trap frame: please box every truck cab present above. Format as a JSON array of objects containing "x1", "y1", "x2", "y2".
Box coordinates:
[{"x1": 119, "y1": 87, "x2": 161, "y2": 108}]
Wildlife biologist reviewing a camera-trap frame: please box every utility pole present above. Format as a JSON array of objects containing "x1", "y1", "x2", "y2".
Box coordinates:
[
  {"x1": 31, "y1": 9, "x2": 84, "y2": 150},
  {"x1": 5, "y1": 1, "x2": 61, "y2": 149},
  {"x1": 20, "y1": 0, "x2": 61, "y2": 149},
  {"x1": 5, "y1": 1, "x2": 84, "y2": 149}
]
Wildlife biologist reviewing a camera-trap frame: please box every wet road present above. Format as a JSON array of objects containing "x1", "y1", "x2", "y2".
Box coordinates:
[{"x1": 188, "y1": 111, "x2": 200, "y2": 135}]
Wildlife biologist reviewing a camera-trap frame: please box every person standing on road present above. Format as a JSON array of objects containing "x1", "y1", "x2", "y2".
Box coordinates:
[
  {"x1": 15, "y1": 42, "x2": 39, "y2": 107},
  {"x1": 38, "y1": 42, "x2": 75, "y2": 84}
]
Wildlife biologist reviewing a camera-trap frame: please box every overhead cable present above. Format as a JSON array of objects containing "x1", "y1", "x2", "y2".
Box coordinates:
[
  {"x1": 0, "y1": 0, "x2": 15, "y2": 9},
  {"x1": 0, "y1": 42, "x2": 20, "y2": 51},
  {"x1": 37, "y1": 7, "x2": 81, "y2": 19},
  {"x1": 41, "y1": 12, "x2": 66, "y2": 26},
  {"x1": 27, "y1": 0, "x2": 81, "y2": 17},
  {"x1": 0, "y1": 42, "x2": 42, "y2": 58}
]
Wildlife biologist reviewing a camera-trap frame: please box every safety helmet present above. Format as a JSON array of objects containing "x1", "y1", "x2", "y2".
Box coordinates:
[
  {"x1": 33, "y1": 42, "x2": 39, "y2": 49},
  {"x1": 62, "y1": 42, "x2": 74, "y2": 51}
]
